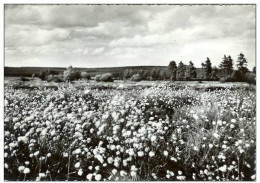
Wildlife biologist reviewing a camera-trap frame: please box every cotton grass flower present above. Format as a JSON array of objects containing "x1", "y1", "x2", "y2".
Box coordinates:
[
  {"x1": 74, "y1": 162, "x2": 80, "y2": 169},
  {"x1": 163, "y1": 150, "x2": 169, "y2": 157},
  {"x1": 219, "y1": 165, "x2": 227, "y2": 172},
  {"x1": 23, "y1": 168, "x2": 30, "y2": 174},
  {"x1": 86, "y1": 174, "x2": 93, "y2": 181},
  {"x1": 39, "y1": 173, "x2": 46, "y2": 178},
  {"x1": 231, "y1": 119, "x2": 237, "y2": 123},
  {"x1": 18, "y1": 166, "x2": 25, "y2": 172},
  {"x1": 107, "y1": 157, "x2": 114, "y2": 164},
  {"x1": 78, "y1": 169, "x2": 83, "y2": 176},
  {"x1": 95, "y1": 174, "x2": 102, "y2": 181},
  {"x1": 73, "y1": 148, "x2": 81, "y2": 155},
  {"x1": 34, "y1": 151, "x2": 39, "y2": 157},
  {"x1": 138, "y1": 151, "x2": 144, "y2": 157},
  {"x1": 130, "y1": 171, "x2": 137, "y2": 177},
  {"x1": 149, "y1": 151, "x2": 155, "y2": 157},
  {"x1": 95, "y1": 166, "x2": 100, "y2": 171},
  {"x1": 18, "y1": 136, "x2": 28, "y2": 144},
  {"x1": 112, "y1": 169, "x2": 117, "y2": 175},
  {"x1": 120, "y1": 170, "x2": 127, "y2": 177},
  {"x1": 193, "y1": 146, "x2": 199, "y2": 151},
  {"x1": 251, "y1": 174, "x2": 256, "y2": 180}
]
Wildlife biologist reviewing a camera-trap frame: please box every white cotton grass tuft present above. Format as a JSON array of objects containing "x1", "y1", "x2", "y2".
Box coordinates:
[
  {"x1": 74, "y1": 162, "x2": 80, "y2": 169},
  {"x1": 23, "y1": 168, "x2": 30, "y2": 174},
  {"x1": 95, "y1": 174, "x2": 102, "y2": 181}
]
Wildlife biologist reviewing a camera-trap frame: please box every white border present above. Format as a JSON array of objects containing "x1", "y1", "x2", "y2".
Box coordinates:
[{"x1": 0, "y1": 1, "x2": 258, "y2": 183}]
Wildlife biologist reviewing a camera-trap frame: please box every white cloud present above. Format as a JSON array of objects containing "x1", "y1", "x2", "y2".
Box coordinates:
[
  {"x1": 4, "y1": 5, "x2": 255, "y2": 70},
  {"x1": 91, "y1": 47, "x2": 104, "y2": 55}
]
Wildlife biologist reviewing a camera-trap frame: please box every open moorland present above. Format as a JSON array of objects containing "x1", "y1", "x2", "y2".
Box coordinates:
[{"x1": 4, "y1": 77, "x2": 256, "y2": 181}]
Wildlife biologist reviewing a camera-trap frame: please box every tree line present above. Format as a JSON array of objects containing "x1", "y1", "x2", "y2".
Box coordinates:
[
  {"x1": 34, "y1": 52, "x2": 255, "y2": 84},
  {"x1": 167, "y1": 52, "x2": 253, "y2": 82}
]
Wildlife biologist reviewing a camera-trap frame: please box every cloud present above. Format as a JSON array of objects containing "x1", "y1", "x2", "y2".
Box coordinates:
[
  {"x1": 5, "y1": 25, "x2": 71, "y2": 47},
  {"x1": 91, "y1": 47, "x2": 105, "y2": 55},
  {"x1": 4, "y1": 5, "x2": 256, "y2": 70}
]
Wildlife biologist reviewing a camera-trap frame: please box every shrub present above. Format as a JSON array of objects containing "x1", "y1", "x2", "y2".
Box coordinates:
[
  {"x1": 39, "y1": 69, "x2": 60, "y2": 80},
  {"x1": 131, "y1": 74, "x2": 141, "y2": 82},
  {"x1": 81, "y1": 72, "x2": 91, "y2": 80},
  {"x1": 20, "y1": 77, "x2": 29, "y2": 82},
  {"x1": 39, "y1": 71, "x2": 47, "y2": 80},
  {"x1": 64, "y1": 71, "x2": 81, "y2": 81},
  {"x1": 100, "y1": 73, "x2": 114, "y2": 82},
  {"x1": 94, "y1": 75, "x2": 101, "y2": 82},
  {"x1": 46, "y1": 75, "x2": 64, "y2": 82},
  {"x1": 219, "y1": 77, "x2": 236, "y2": 83},
  {"x1": 63, "y1": 66, "x2": 82, "y2": 82},
  {"x1": 219, "y1": 77, "x2": 227, "y2": 83}
]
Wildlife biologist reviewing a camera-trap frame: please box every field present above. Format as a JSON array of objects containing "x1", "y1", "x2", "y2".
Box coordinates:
[{"x1": 4, "y1": 78, "x2": 256, "y2": 181}]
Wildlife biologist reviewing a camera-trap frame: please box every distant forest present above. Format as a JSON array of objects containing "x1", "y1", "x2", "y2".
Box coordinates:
[{"x1": 4, "y1": 53, "x2": 256, "y2": 84}]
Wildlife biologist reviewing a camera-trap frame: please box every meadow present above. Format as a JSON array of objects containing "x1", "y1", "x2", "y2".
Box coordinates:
[{"x1": 4, "y1": 78, "x2": 256, "y2": 181}]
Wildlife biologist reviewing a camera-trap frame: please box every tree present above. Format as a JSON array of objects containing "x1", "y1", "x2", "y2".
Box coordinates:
[
  {"x1": 253, "y1": 66, "x2": 256, "y2": 74},
  {"x1": 211, "y1": 66, "x2": 219, "y2": 80},
  {"x1": 143, "y1": 70, "x2": 150, "y2": 80},
  {"x1": 201, "y1": 57, "x2": 212, "y2": 79},
  {"x1": 219, "y1": 55, "x2": 233, "y2": 77},
  {"x1": 185, "y1": 61, "x2": 197, "y2": 80},
  {"x1": 177, "y1": 61, "x2": 186, "y2": 80},
  {"x1": 236, "y1": 53, "x2": 248, "y2": 74},
  {"x1": 159, "y1": 69, "x2": 167, "y2": 80},
  {"x1": 168, "y1": 60, "x2": 177, "y2": 81},
  {"x1": 150, "y1": 68, "x2": 158, "y2": 80},
  {"x1": 227, "y1": 55, "x2": 234, "y2": 76}
]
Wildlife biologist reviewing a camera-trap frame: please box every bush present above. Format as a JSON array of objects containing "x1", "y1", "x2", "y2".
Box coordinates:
[
  {"x1": 20, "y1": 77, "x2": 29, "y2": 82},
  {"x1": 219, "y1": 77, "x2": 236, "y2": 83},
  {"x1": 81, "y1": 72, "x2": 91, "y2": 80},
  {"x1": 39, "y1": 69, "x2": 60, "y2": 80},
  {"x1": 94, "y1": 73, "x2": 114, "y2": 82},
  {"x1": 131, "y1": 74, "x2": 141, "y2": 82},
  {"x1": 46, "y1": 75, "x2": 64, "y2": 82},
  {"x1": 219, "y1": 77, "x2": 226, "y2": 83},
  {"x1": 100, "y1": 73, "x2": 114, "y2": 82},
  {"x1": 39, "y1": 71, "x2": 47, "y2": 80},
  {"x1": 94, "y1": 75, "x2": 101, "y2": 82},
  {"x1": 63, "y1": 67, "x2": 82, "y2": 82}
]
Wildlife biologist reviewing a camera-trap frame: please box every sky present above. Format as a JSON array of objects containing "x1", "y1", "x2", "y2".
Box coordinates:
[{"x1": 5, "y1": 4, "x2": 256, "y2": 70}]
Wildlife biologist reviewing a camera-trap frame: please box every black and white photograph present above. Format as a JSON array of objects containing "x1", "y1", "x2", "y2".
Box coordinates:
[{"x1": 4, "y1": 4, "x2": 256, "y2": 181}]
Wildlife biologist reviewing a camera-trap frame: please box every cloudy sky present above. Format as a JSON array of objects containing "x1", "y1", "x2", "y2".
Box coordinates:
[{"x1": 5, "y1": 5, "x2": 255, "y2": 69}]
